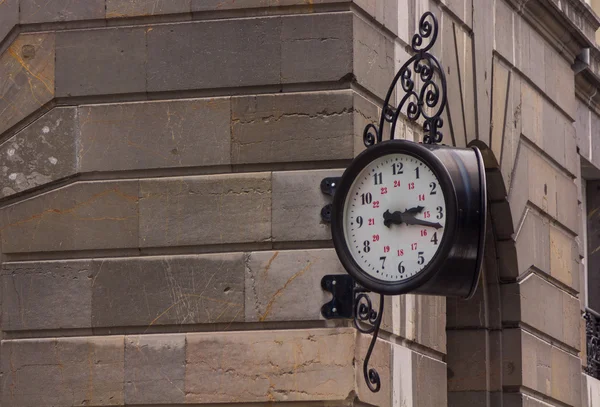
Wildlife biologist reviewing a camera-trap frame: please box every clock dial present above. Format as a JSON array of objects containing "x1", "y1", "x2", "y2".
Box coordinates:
[{"x1": 342, "y1": 153, "x2": 447, "y2": 282}]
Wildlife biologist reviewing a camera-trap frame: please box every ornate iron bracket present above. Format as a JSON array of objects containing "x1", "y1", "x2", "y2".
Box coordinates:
[
  {"x1": 321, "y1": 275, "x2": 384, "y2": 393},
  {"x1": 363, "y1": 11, "x2": 447, "y2": 147},
  {"x1": 320, "y1": 177, "x2": 341, "y2": 223}
]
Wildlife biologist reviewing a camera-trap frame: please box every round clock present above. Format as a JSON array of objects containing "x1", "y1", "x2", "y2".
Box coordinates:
[{"x1": 331, "y1": 139, "x2": 486, "y2": 297}]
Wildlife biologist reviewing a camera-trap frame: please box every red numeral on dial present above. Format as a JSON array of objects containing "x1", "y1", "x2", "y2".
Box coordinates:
[
  {"x1": 408, "y1": 182, "x2": 415, "y2": 190},
  {"x1": 424, "y1": 211, "x2": 431, "y2": 218},
  {"x1": 381, "y1": 187, "x2": 388, "y2": 194},
  {"x1": 373, "y1": 201, "x2": 380, "y2": 208},
  {"x1": 383, "y1": 246, "x2": 390, "y2": 253},
  {"x1": 394, "y1": 180, "x2": 401, "y2": 188},
  {"x1": 420, "y1": 229, "x2": 427, "y2": 237},
  {"x1": 368, "y1": 218, "x2": 375, "y2": 226},
  {"x1": 373, "y1": 234, "x2": 380, "y2": 242},
  {"x1": 397, "y1": 249, "x2": 404, "y2": 256},
  {"x1": 418, "y1": 194, "x2": 425, "y2": 201},
  {"x1": 411, "y1": 243, "x2": 418, "y2": 250}
]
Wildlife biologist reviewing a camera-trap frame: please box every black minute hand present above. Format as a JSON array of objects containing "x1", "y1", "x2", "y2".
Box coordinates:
[{"x1": 401, "y1": 214, "x2": 443, "y2": 229}]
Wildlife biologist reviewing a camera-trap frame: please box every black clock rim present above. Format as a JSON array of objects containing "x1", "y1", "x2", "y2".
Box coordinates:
[{"x1": 331, "y1": 139, "x2": 459, "y2": 296}]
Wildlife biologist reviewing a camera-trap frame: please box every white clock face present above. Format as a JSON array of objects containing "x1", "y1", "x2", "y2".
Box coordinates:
[{"x1": 343, "y1": 153, "x2": 447, "y2": 282}]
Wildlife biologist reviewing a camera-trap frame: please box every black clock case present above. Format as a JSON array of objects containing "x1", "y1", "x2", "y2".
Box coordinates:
[
  {"x1": 331, "y1": 140, "x2": 486, "y2": 299},
  {"x1": 412, "y1": 143, "x2": 487, "y2": 298}
]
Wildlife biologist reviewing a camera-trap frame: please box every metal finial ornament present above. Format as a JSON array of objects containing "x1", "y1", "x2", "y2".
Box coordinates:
[{"x1": 363, "y1": 11, "x2": 447, "y2": 147}]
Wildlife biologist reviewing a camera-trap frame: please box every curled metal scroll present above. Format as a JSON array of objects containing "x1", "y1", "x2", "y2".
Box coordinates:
[
  {"x1": 354, "y1": 291, "x2": 384, "y2": 393},
  {"x1": 363, "y1": 12, "x2": 447, "y2": 146}
]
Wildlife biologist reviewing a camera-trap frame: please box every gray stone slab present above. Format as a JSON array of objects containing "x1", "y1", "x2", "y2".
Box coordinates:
[
  {"x1": 147, "y1": 19, "x2": 281, "y2": 92},
  {"x1": 2, "y1": 260, "x2": 92, "y2": 331},
  {"x1": 231, "y1": 91, "x2": 354, "y2": 164},
  {"x1": 0, "y1": 0, "x2": 18, "y2": 44},
  {"x1": 0, "y1": 33, "x2": 55, "y2": 136},
  {"x1": 413, "y1": 351, "x2": 447, "y2": 407},
  {"x1": 20, "y1": 0, "x2": 105, "y2": 23},
  {"x1": 281, "y1": 13, "x2": 353, "y2": 84},
  {"x1": 185, "y1": 329, "x2": 354, "y2": 403},
  {"x1": 272, "y1": 169, "x2": 342, "y2": 242},
  {"x1": 0, "y1": 180, "x2": 140, "y2": 253},
  {"x1": 447, "y1": 330, "x2": 487, "y2": 392},
  {"x1": 107, "y1": 0, "x2": 191, "y2": 17},
  {"x1": 125, "y1": 334, "x2": 186, "y2": 404},
  {"x1": 495, "y1": 0, "x2": 513, "y2": 65},
  {"x1": 92, "y1": 254, "x2": 244, "y2": 327},
  {"x1": 245, "y1": 249, "x2": 345, "y2": 322},
  {"x1": 78, "y1": 98, "x2": 231, "y2": 172},
  {"x1": 0, "y1": 107, "x2": 76, "y2": 198},
  {"x1": 516, "y1": 209, "x2": 550, "y2": 276},
  {"x1": 1, "y1": 336, "x2": 125, "y2": 406},
  {"x1": 139, "y1": 173, "x2": 271, "y2": 247},
  {"x1": 576, "y1": 99, "x2": 591, "y2": 160},
  {"x1": 191, "y1": 0, "x2": 346, "y2": 11},
  {"x1": 56, "y1": 27, "x2": 146, "y2": 97}
]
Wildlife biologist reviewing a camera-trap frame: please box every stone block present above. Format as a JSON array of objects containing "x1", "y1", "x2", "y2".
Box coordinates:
[
  {"x1": 396, "y1": 294, "x2": 446, "y2": 354},
  {"x1": 473, "y1": 0, "x2": 493, "y2": 146},
  {"x1": 592, "y1": 111, "x2": 600, "y2": 171},
  {"x1": 125, "y1": 334, "x2": 185, "y2": 405},
  {"x1": 147, "y1": 18, "x2": 280, "y2": 92},
  {"x1": 78, "y1": 98, "x2": 231, "y2": 172},
  {"x1": 516, "y1": 209, "x2": 550, "y2": 276},
  {"x1": 527, "y1": 29, "x2": 546, "y2": 92},
  {"x1": 413, "y1": 350, "x2": 447, "y2": 407},
  {"x1": 541, "y1": 102, "x2": 568, "y2": 170},
  {"x1": 503, "y1": 328, "x2": 580, "y2": 406},
  {"x1": 549, "y1": 225, "x2": 578, "y2": 290},
  {"x1": 565, "y1": 122, "x2": 578, "y2": 176},
  {"x1": 447, "y1": 0, "x2": 472, "y2": 28},
  {"x1": 231, "y1": 91, "x2": 354, "y2": 164},
  {"x1": 352, "y1": 14, "x2": 394, "y2": 98},
  {"x1": 556, "y1": 175, "x2": 579, "y2": 234},
  {"x1": 544, "y1": 43, "x2": 575, "y2": 119},
  {"x1": 20, "y1": 0, "x2": 105, "y2": 23},
  {"x1": 185, "y1": 329, "x2": 355, "y2": 403},
  {"x1": 139, "y1": 173, "x2": 271, "y2": 247},
  {"x1": 521, "y1": 81, "x2": 543, "y2": 147},
  {"x1": 282, "y1": 13, "x2": 353, "y2": 84},
  {"x1": 356, "y1": 334, "x2": 392, "y2": 407},
  {"x1": 92, "y1": 254, "x2": 244, "y2": 328},
  {"x1": 0, "y1": 180, "x2": 139, "y2": 253},
  {"x1": 508, "y1": 144, "x2": 528, "y2": 232},
  {"x1": 0, "y1": 0, "x2": 18, "y2": 44},
  {"x1": 447, "y1": 279, "x2": 486, "y2": 329},
  {"x1": 447, "y1": 330, "x2": 487, "y2": 391},
  {"x1": 191, "y1": 0, "x2": 346, "y2": 11},
  {"x1": 500, "y1": 72, "x2": 522, "y2": 192},
  {"x1": 505, "y1": 274, "x2": 580, "y2": 349},
  {"x1": 272, "y1": 169, "x2": 342, "y2": 242},
  {"x1": 353, "y1": 92, "x2": 380, "y2": 155},
  {"x1": 0, "y1": 107, "x2": 77, "y2": 198},
  {"x1": 495, "y1": 0, "x2": 514, "y2": 64},
  {"x1": 2, "y1": 260, "x2": 93, "y2": 331},
  {"x1": 1, "y1": 336, "x2": 125, "y2": 406},
  {"x1": 245, "y1": 249, "x2": 345, "y2": 322},
  {"x1": 527, "y1": 149, "x2": 557, "y2": 218},
  {"x1": 107, "y1": 0, "x2": 191, "y2": 17},
  {"x1": 56, "y1": 27, "x2": 146, "y2": 97},
  {"x1": 0, "y1": 33, "x2": 55, "y2": 136}
]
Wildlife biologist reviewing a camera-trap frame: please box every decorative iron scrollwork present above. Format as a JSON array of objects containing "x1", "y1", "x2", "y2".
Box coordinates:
[
  {"x1": 585, "y1": 310, "x2": 600, "y2": 379},
  {"x1": 363, "y1": 11, "x2": 447, "y2": 147},
  {"x1": 354, "y1": 290, "x2": 384, "y2": 393}
]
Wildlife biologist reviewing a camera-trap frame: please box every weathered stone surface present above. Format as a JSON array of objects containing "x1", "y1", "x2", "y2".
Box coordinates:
[
  {"x1": 544, "y1": 43, "x2": 575, "y2": 119},
  {"x1": 0, "y1": 180, "x2": 139, "y2": 253},
  {"x1": 185, "y1": 329, "x2": 355, "y2": 402},
  {"x1": 92, "y1": 254, "x2": 244, "y2": 328},
  {"x1": 503, "y1": 328, "x2": 580, "y2": 406},
  {"x1": 447, "y1": 330, "x2": 487, "y2": 392},
  {"x1": 272, "y1": 169, "x2": 342, "y2": 242},
  {"x1": 1, "y1": 336, "x2": 125, "y2": 406},
  {"x1": 125, "y1": 334, "x2": 185, "y2": 405},
  {"x1": 0, "y1": 0, "x2": 18, "y2": 44},
  {"x1": 583, "y1": 373, "x2": 600, "y2": 407},
  {"x1": 502, "y1": 274, "x2": 579, "y2": 349},
  {"x1": 495, "y1": 0, "x2": 513, "y2": 64},
  {"x1": 516, "y1": 209, "x2": 550, "y2": 276},
  {"x1": 576, "y1": 98, "x2": 591, "y2": 160},
  {"x1": 0, "y1": 107, "x2": 76, "y2": 198},
  {"x1": 352, "y1": 14, "x2": 394, "y2": 99},
  {"x1": 282, "y1": 13, "x2": 353, "y2": 84},
  {"x1": 20, "y1": 0, "x2": 105, "y2": 23},
  {"x1": 0, "y1": 33, "x2": 55, "y2": 136},
  {"x1": 413, "y1": 350, "x2": 447, "y2": 407},
  {"x1": 395, "y1": 294, "x2": 446, "y2": 354},
  {"x1": 245, "y1": 249, "x2": 345, "y2": 322},
  {"x1": 472, "y1": 0, "x2": 493, "y2": 146},
  {"x1": 56, "y1": 28, "x2": 146, "y2": 97},
  {"x1": 353, "y1": 92, "x2": 380, "y2": 155},
  {"x1": 231, "y1": 91, "x2": 354, "y2": 164},
  {"x1": 139, "y1": 173, "x2": 271, "y2": 247},
  {"x1": 107, "y1": 0, "x2": 191, "y2": 17},
  {"x1": 527, "y1": 147, "x2": 557, "y2": 218},
  {"x1": 191, "y1": 0, "x2": 346, "y2": 11},
  {"x1": 549, "y1": 224, "x2": 579, "y2": 290},
  {"x1": 147, "y1": 18, "x2": 280, "y2": 92},
  {"x1": 490, "y1": 58, "x2": 510, "y2": 161},
  {"x1": 2, "y1": 260, "x2": 92, "y2": 331},
  {"x1": 79, "y1": 98, "x2": 231, "y2": 172},
  {"x1": 555, "y1": 174, "x2": 579, "y2": 233}
]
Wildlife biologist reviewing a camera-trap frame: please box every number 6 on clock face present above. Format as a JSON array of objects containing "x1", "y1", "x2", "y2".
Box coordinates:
[{"x1": 331, "y1": 140, "x2": 458, "y2": 295}]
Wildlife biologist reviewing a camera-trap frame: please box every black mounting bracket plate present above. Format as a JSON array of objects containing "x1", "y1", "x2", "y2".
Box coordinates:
[{"x1": 321, "y1": 274, "x2": 355, "y2": 319}]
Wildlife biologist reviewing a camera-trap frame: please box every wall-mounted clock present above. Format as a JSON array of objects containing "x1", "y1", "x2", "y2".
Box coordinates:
[{"x1": 331, "y1": 139, "x2": 486, "y2": 298}]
